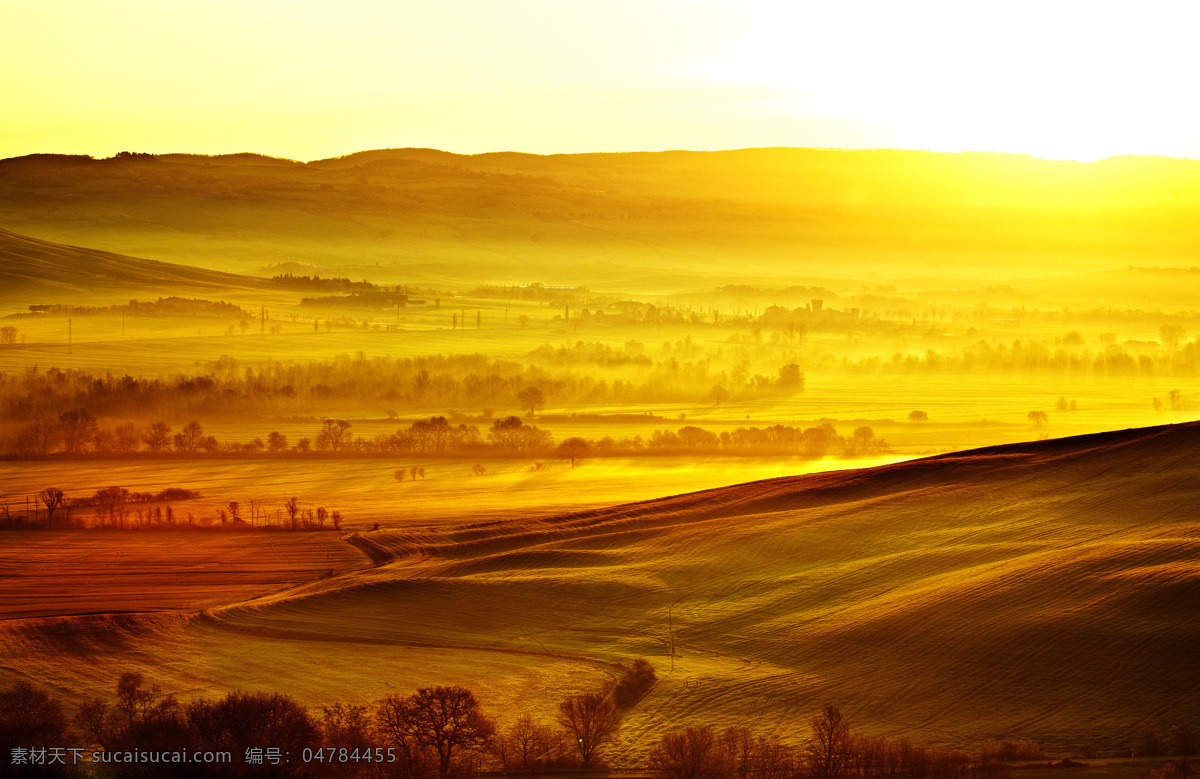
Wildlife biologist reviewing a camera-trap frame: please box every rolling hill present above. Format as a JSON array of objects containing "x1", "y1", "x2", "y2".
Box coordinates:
[
  {"x1": 0, "y1": 226, "x2": 265, "y2": 300},
  {"x1": 2, "y1": 422, "x2": 1198, "y2": 759},
  {"x1": 2, "y1": 149, "x2": 1199, "y2": 290}
]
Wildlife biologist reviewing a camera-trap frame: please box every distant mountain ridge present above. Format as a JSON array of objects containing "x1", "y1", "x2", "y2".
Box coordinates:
[{"x1": 1, "y1": 146, "x2": 1197, "y2": 286}]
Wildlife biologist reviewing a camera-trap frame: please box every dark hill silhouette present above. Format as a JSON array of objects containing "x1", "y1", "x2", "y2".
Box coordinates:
[{"x1": 0, "y1": 226, "x2": 264, "y2": 296}]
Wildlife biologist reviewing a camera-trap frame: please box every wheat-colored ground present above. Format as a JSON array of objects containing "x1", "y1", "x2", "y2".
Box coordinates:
[{"x1": 3, "y1": 424, "x2": 1198, "y2": 761}]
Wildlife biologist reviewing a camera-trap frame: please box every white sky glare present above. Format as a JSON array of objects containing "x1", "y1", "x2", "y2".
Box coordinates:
[{"x1": 3, "y1": 0, "x2": 1198, "y2": 161}]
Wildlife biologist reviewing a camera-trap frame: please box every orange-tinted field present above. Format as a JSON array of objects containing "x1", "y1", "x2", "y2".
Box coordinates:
[{"x1": 3, "y1": 423, "x2": 1198, "y2": 760}]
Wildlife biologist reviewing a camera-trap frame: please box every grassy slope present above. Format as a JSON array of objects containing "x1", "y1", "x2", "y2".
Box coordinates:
[
  {"x1": 2, "y1": 423, "x2": 1198, "y2": 757},
  {"x1": 2, "y1": 149, "x2": 1199, "y2": 288},
  {"x1": 0, "y1": 225, "x2": 265, "y2": 301}
]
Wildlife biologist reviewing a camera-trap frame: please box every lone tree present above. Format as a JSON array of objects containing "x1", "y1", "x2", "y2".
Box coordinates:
[
  {"x1": 175, "y1": 420, "x2": 204, "y2": 453},
  {"x1": 387, "y1": 686, "x2": 496, "y2": 779},
  {"x1": 806, "y1": 703, "x2": 852, "y2": 779},
  {"x1": 777, "y1": 363, "x2": 805, "y2": 391},
  {"x1": 558, "y1": 692, "x2": 619, "y2": 769},
  {"x1": 39, "y1": 488, "x2": 65, "y2": 528},
  {"x1": 708, "y1": 385, "x2": 730, "y2": 406},
  {"x1": 557, "y1": 437, "x2": 590, "y2": 468},
  {"x1": 317, "y1": 418, "x2": 352, "y2": 451},
  {"x1": 1160, "y1": 323, "x2": 1186, "y2": 349},
  {"x1": 613, "y1": 658, "x2": 657, "y2": 709},
  {"x1": 1028, "y1": 410, "x2": 1049, "y2": 427},
  {"x1": 0, "y1": 325, "x2": 19, "y2": 346},
  {"x1": 267, "y1": 431, "x2": 288, "y2": 453},
  {"x1": 284, "y1": 497, "x2": 300, "y2": 529},
  {"x1": 516, "y1": 386, "x2": 545, "y2": 418},
  {"x1": 908, "y1": 410, "x2": 929, "y2": 423},
  {"x1": 140, "y1": 422, "x2": 171, "y2": 453}
]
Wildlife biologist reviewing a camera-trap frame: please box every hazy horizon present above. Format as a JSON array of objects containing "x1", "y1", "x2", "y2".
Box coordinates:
[
  {"x1": 9, "y1": 144, "x2": 1200, "y2": 166},
  {"x1": 7, "y1": 0, "x2": 1200, "y2": 163}
]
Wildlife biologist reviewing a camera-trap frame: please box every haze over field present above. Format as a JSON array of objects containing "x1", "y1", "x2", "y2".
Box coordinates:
[{"x1": 2, "y1": 149, "x2": 1200, "y2": 294}]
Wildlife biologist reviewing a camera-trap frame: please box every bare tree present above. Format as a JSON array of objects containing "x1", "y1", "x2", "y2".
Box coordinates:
[
  {"x1": 284, "y1": 497, "x2": 300, "y2": 529},
  {"x1": 375, "y1": 695, "x2": 433, "y2": 778},
  {"x1": 392, "y1": 686, "x2": 496, "y2": 779},
  {"x1": 141, "y1": 422, "x2": 172, "y2": 453},
  {"x1": 806, "y1": 703, "x2": 852, "y2": 779},
  {"x1": 115, "y1": 672, "x2": 176, "y2": 730},
  {"x1": 493, "y1": 714, "x2": 553, "y2": 773},
  {"x1": 58, "y1": 408, "x2": 98, "y2": 454},
  {"x1": 176, "y1": 420, "x2": 204, "y2": 452},
  {"x1": 649, "y1": 726, "x2": 732, "y2": 779},
  {"x1": 39, "y1": 487, "x2": 65, "y2": 528},
  {"x1": 557, "y1": 692, "x2": 619, "y2": 769},
  {"x1": 411, "y1": 369, "x2": 432, "y2": 400},
  {"x1": 17, "y1": 418, "x2": 59, "y2": 455},
  {"x1": 114, "y1": 422, "x2": 140, "y2": 453},
  {"x1": 0, "y1": 681, "x2": 68, "y2": 748},
  {"x1": 317, "y1": 418, "x2": 353, "y2": 451},
  {"x1": 76, "y1": 696, "x2": 112, "y2": 750}
]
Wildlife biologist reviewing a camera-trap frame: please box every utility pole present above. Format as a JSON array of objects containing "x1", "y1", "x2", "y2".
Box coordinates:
[
  {"x1": 68, "y1": 319, "x2": 72, "y2": 354},
  {"x1": 121, "y1": 310, "x2": 125, "y2": 336},
  {"x1": 260, "y1": 306, "x2": 265, "y2": 334}
]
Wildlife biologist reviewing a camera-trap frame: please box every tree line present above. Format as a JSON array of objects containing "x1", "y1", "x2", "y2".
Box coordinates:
[
  {"x1": 0, "y1": 487, "x2": 341, "y2": 532},
  {"x1": 5, "y1": 672, "x2": 1188, "y2": 779},
  {"x1": 5, "y1": 412, "x2": 887, "y2": 461},
  {"x1": 0, "y1": 659, "x2": 656, "y2": 778},
  {"x1": 0, "y1": 351, "x2": 804, "y2": 427}
]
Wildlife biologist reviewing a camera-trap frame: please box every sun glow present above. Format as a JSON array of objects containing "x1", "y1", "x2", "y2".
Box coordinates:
[
  {"x1": 702, "y1": 1, "x2": 1200, "y2": 161},
  {"x1": 2, "y1": 0, "x2": 1199, "y2": 161}
]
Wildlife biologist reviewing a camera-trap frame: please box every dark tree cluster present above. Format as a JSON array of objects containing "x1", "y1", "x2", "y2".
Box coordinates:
[
  {"x1": 650, "y1": 705, "x2": 981, "y2": 779},
  {"x1": 0, "y1": 352, "x2": 803, "y2": 444},
  {"x1": 27, "y1": 297, "x2": 252, "y2": 319},
  {"x1": 270, "y1": 272, "x2": 378, "y2": 292},
  {"x1": 0, "y1": 662, "x2": 655, "y2": 778},
  {"x1": 648, "y1": 423, "x2": 889, "y2": 458},
  {"x1": 0, "y1": 488, "x2": 341, "y2": 532}
]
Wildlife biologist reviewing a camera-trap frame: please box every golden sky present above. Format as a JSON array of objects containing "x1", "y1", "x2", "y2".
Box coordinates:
[{"x1": 4, "y1": 0, "x2": 1199, "y2": 162}]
